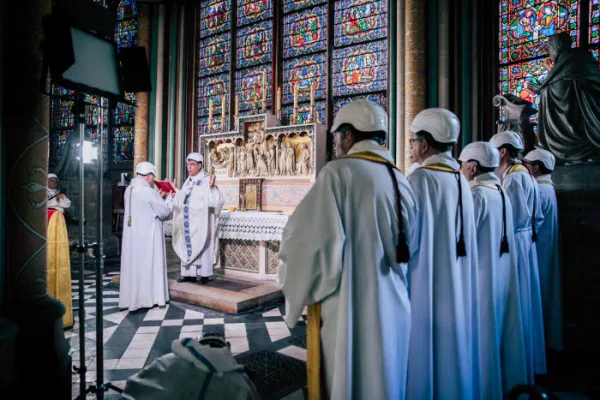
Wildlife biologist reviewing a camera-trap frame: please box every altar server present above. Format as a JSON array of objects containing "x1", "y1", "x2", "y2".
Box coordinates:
[
  {"x1": 459, "y1": 142, "x2": 528, "y2": 398},
  {"x1": 523, "y1": 149, "x2": 563, "y2": 352},
  {"x1": 171, "y1": 153, "x2": 224, "y2": 284},
  {"x1": 47, "y1": 173, "x2": 71, "y2": 213},
  {"x1": 279, "y1": 100, "x2": 418, "y2": 399},
  {"x1": 490, "y1": 131, "x2": 546, "y2": 380},
  {"x1": 119, "y1": 162, "x2": 171, "y2": 311},
  {"x1": 47, "y1": 173, "x2": 73, "y2": 328},
  {"x1": 406, "y1": 108, "x2": 481, "y2": 400}
]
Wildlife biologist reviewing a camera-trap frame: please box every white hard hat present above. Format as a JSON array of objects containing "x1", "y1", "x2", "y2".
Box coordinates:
[
  {"x1": 330, "y1": 99, "x2": 388, "y2": 136},
  {"x1": 524, "y1": 148, "x2": 556, "y2": 171},
  {"x1": 135, "y1": 161, "x2": 157, "y2": 176},
  {"x1": 187, "y1": 152, "x2": 204, "y2": 163},
  {"x1": 410, "y1": 108, "x2": 460, "y2": 144},
  {"x1": 458, "y1": 141, "x2": 500, "y2": 169},
  {"x1": 48, "y1": 173, "x2": 58, "y2": 180},
  {"x1": 489, "y1": 131, "x2": 524, "y2": 151}
]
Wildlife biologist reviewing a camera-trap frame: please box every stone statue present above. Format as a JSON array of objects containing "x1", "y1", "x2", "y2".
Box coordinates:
[
  {"x1": 267, "y1": 144, "x2": 276, "y2": 176},
  {"x1": 278, "y1": 144, "x2": 287, "y2": 175},
  {"x1": 285, "y1": 143, "x2": 296, "y2": 175},
  {"x1": 256, "y1": 154, "x2": 269, "y2": 176},
  {"x1": 493, "y1": 93, "x2": 537, "y2": 155},
  {"x1": 296, "y1": 143, "x2": 310, "y2": 175},
  {"x1": 227, "y1": 148, "x2": 235, "y2": 177},
  {"x1": 238, "y1": 147, "x2": 247, "y2": 176},
  {"x1": 531, "y1": 32, "x2": 600, "y2": 163}
]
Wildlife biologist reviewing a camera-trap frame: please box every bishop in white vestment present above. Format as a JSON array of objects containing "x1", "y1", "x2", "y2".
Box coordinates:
[
  {"x1": 459, "y1": 142, "x2": 528, "y2": 399},
  {"x1": 406, "y1": 108, "x2": 481, "y2": 400},
  {"x1": 524, "y1": 149, "x2": 563, "y2": 352},
  {"x1": 279, "y1": 100, "x2": 418, "y2": 399},
  {"x1": 119, "y1": 162, "x2": 171, "y2": 311},
  {"x1": 491, "y1": 131, "x2": 546, "y2": 380},
  {"x1": 171, "y1": 153, "x2": 224, "y2": 284},
  {"x1": 47, "y1": 173, "x2": 72, "y2": 213}
]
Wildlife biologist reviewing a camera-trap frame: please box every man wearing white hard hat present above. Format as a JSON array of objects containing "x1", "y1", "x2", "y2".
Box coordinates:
[
  {"x1": 279, "y1": 99, "x2": 418, "y2": 399},
  {"x1": 405, "y1": 108, "x2": 481, "y2": 400},
  {"x1": 523, "y1": 149, "x2": 563, "y2": 353},
  {"x1": 119, "y1": 161, "x2": 171, "y2": 311},
  {"x1": 459, "y1": 142, "x2": 528, "y2": 398},
  {"x1": 46, "y1": 172, "x2": 74, "y2": 328},
  {"x1": 47, "y1": 173, "x2": 72, "y2": 214},
  {"x1": 490, "y1": 131, "x2": 546, "y2": 380},
  {"x1": 170, "y1": 152, "x2": 224, "y2": 284}
]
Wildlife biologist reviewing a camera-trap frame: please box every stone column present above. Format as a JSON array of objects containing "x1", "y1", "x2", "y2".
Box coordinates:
[
  {"x1": 404, "y1": 0, "x2": 427, "y2": 171},
  {"x1": 2, "y1": 0, "x2": 70, "y2": 397},
  {"x1": 395, "y1": 0, "x2": 405, "y2": 166},
  {"x1": 133, "y1": 4, "x2": 152, "y2": 170}
]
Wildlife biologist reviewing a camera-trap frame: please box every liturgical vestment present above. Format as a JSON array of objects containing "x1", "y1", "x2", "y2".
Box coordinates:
[
  {"x1": 470, "y1": 172, "x2": 528, "y2": 399},
  {"x1": 406, "y1": 152, "x2": 481, "y2": 400},
  {"x1": 171, "y1": 173, "x2": 224, "y2": 278},
  {"x1": 279, "y1": 140, "x2": 418, "y2": 399},
  {"x1": 119, "y1": 177, "x2": 171, "y2": 311},
  {"x1": 47, "y1": 209, "x2": 73, "y2": 328},
  {"x1": 535, "y1": 174, "x2": 563, "y2": 351},
  {"x1": 501, "y1": 164, "x2": 546, "y2": 380}
]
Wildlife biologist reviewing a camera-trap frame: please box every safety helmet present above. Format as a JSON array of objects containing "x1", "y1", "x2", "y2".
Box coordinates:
[
  {"x1": 410, "y1": 108, "x2": 460, "y2": 144},
  {"x1": 330, "y1": 99, "x2": 388, "y2": 137}
]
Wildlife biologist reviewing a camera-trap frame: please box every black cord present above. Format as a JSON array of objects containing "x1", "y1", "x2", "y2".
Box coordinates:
[
  {"x1": 456, "y1": 173, "x2": 466, "y2": 257},
  {"x1": 496, "y1": 184, "x2": 510, "y2": 255},
  {"x1": 386, "y1": 165, "x2": 410, "y2": 263}
]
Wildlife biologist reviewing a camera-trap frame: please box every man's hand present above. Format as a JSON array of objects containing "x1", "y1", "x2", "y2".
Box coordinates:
[
  {"x1": 209, "y1": 175, "x2": 216, "y2": 188},
  {"x1": 158, "y1": 189, "x2": 166, "y2": 198},
  {"x1": 57, "y1": 194, "x2": 65, "y2": 201}
]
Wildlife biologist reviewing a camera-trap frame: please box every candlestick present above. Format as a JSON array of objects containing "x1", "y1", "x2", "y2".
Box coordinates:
[
  {"x1": 293, "y1": 84, "x2": 298, "y2": 109},
  {"x1": 235, "y1": 95, "x2": 239, "y2": 116},
  {"x1": 221, "y1": 94, "x2": 226, "y2": 130},
  {"x1": 261, "y1": 71, "x2": 267, "y2": 111},
  {"x1": 276, "y1": 86, "x2": 281, "y2": 116},
  {"x1": 208, "y1": 98, "x2": 213, "y2": 120},
  {"x1": 310, "y1": 81, "x2": 315, "y2": 106}
]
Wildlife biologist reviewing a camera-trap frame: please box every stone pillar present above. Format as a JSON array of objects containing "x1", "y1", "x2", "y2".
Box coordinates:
[
  {"x1": 133, "y1": 4, "x2": 152, "y2": 170},
  {"x1": 395, "y1": 0, "x2": 405, "y2": 166},
  {"x1": 404, "y1": 0, "x2": 427, "y2": 171},
  {"x1": 2, "y1": 0, "x2": 70, "y2": 397}
]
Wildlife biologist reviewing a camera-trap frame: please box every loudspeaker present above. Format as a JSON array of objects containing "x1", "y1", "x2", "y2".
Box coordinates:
[{"x1": 118, "y1": 46, "x2": 152, "y2": 93}]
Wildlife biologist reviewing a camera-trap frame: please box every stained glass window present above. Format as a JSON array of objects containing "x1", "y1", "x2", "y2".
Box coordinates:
[
  {"x1": 201, "y1": 0, "x2": 231, "y2": 38},
  {"x1": 332, "y1": 41, "x2": 388, "y2": 96},
  {"x1": 284, "y1": 0, "x2": 327, "y2": 13},
  {"x1": 236, "y1": 20, "x2": 273, "y2": 68},
  {"x1": 283, "y1": 53, "x2": 328, "y2": 104},
  {"x1": 590, "y1": 0, "x2": 599, "y2": 44},
  {"x1": 283, "y1": 6, "x2": 328, "y2": 58},
  {"x1": 237, "y1": 0, "x2": 272, "y2": 27},
  {"x1": 498, "y1": 0, "x2": 582, "y2": 128},
  {"x1": 283, "y1": 101, "x2": 326, "y2": 125},
  {"x1": 333, "y1": 92, "x2": 387, "y2": 115},
  {"x1": 235, "y1": 64, "x2": 272, "y2": 114},
  {"x1": 334, "y1": 0, "x2": 388, "y2": 47},
  {"x1": 199, "y1": 33, "x2": 231, "y2": 77},
  {"x1": 197, "y1": 73, "x2": 231, "y2": 134}
]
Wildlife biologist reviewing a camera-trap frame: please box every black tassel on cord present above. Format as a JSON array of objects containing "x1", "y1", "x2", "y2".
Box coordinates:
[
  {"x1": 532, "y1": 230, "x2": 537, "y2": 243},
  {"x1": 500, "y1": 238, "x2": 510, "y2": 255},
  {"x1": 456, "y1": 234, "x2": 467, "y2": 257},
  {"x1": 396, "y1": 233, "x2": 410, "y2": 263}
]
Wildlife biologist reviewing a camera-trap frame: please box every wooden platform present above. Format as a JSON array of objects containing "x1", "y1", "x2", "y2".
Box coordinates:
[{"x1": 111, "y1": 265, "x2": 283, "y2": 314}]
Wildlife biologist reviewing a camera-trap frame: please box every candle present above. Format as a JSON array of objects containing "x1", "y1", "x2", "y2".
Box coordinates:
[
  {"x1": 276, "y1": 86, "x2": 281, "y2": 113},
  {"x1": 208, "y1": 98, "x2": 213, "y2": 121},
  {"x1": 310, "y1": 81, "x2": 315, "y2": 106},
  {"x1": 235, "y1": 95, "x2": 239, "y2": 116},
  {"x1": 262, "y1": 71, "x2": 267, "y2": 102},
  {"x1": 293, "y1": 84, "x2": 298, "y2": 109},
  {"x1": 221, "y1": 94, "x2": 226, "y2": 124}
]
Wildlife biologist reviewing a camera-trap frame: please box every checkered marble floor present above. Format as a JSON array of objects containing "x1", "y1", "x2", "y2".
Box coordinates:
[{"x1": 68, "y1": 272, "x2": 307, "y2": 399}]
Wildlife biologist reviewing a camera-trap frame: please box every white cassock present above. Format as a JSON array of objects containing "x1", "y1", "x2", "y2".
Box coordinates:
[
  {"x1": 501, "y1": 163, "x2": 546, "y2": 380},
  {"x1": 279, "y1": 140, "x2": 418, "y2": 399},
  {"x1": 406, "y1": 152, "x2": 481, "y2": 400},
  {"x1": 119, "y1": 177, "x2": 171, "y2": 311},
  {"x1": 535, "y1": 174, "x2": 563, "y2": 351},
  {"x1": 171, "y1": 173, "x2": 224, "y2": 278},
  {"x1": 47, "y1": 188, "x2": 71, "y2": 214},
  {"x1": 470, "y1": 172, "x2": 528, "y2": 399}
]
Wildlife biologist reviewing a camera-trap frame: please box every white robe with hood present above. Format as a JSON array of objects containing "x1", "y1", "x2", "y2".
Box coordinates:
[
  {"x1": 406, "y1": 152, "x2": 481, "y2": 400},
  {"x1": 470, "y1": 172, "x2": 528, "y2": 399},
  {"x1": 278, "y1": 140, "x2": 418, "y2": 400},
  {"x1": 119, "y1": 177, "x2": 171, "y2": 311},
  {"x1": 501, "y1": 164, "x2": 547, "y2": 379}
]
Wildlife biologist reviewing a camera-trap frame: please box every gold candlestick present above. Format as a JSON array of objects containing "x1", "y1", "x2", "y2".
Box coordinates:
[
  {"x1": 261, "y1": 70, "x2": 267, "y2": 111},
  {"x1": 221, "y1": 94, "x2": 226, "y2": 131},
  {"x1": 276, "y1": 86, "x2": 281, "y2": 119},
  {"x1": 310, "y1": 81, "x2": 315, "y2": 106}
]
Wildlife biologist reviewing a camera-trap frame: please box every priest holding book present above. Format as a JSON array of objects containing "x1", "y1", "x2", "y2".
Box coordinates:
[
  {"x1": 169, "y1": 153, "x2": 224, "y2": 284},
  {"x1": 119, "y1": 162, "x2": 172, "y2": 311}
]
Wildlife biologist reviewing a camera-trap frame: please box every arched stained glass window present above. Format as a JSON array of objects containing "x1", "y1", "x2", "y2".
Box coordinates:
[
  {"x1": 49, "y1": 0, "x2": 138, "y2": 168},
  {"x1": 498, "y1": 0, "x2": 599, "y2": 129}
]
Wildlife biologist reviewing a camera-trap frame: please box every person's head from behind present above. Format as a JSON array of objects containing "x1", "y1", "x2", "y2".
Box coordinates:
[
  {"x1": 408, "y1": 108, "x2": 460, "y2": 163},
  {"x1": 548, "y1": 31, "x2": 572, "y2": 62},
  {"x1": 330, "y1": 99, "x2": 388, "y2": 158},
  {"x1": 187, "y1": 153, "x2": 204, "y2": 177},
  {"x1": 48, "y1": 173, "x2": 59, "y2": 190},
  {"x1": 523, "y1": 148, "x2": 556, "y2": 178},
  {"x1": 135, "y1": 162, "x2": 157, "y2": 185},
  {"x1": 489, "y1": 131, "x2": 524, "y2": 167},
  {"x1": 458, "y1": 142, "x2": 500, "y2": 182}
]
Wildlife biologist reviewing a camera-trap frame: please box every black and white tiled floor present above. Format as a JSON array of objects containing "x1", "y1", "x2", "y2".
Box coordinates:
[{"x1": 68, "y1": 272, "x2": 308, "y2": 399}]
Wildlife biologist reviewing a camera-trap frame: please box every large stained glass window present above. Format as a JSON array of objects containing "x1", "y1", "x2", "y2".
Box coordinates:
[
  {"x1": 498, "y1": 0, "x2": 579, "y2": 128},
  {"x1": 49, "y1": 0, "x2": 138, "y2": 168},
  {"x1": 196, "y1": 0, "x2": 391, "y2": 158},
  {"x1": 591, "y1": 0, "x2": 600, "y2": 44}
]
